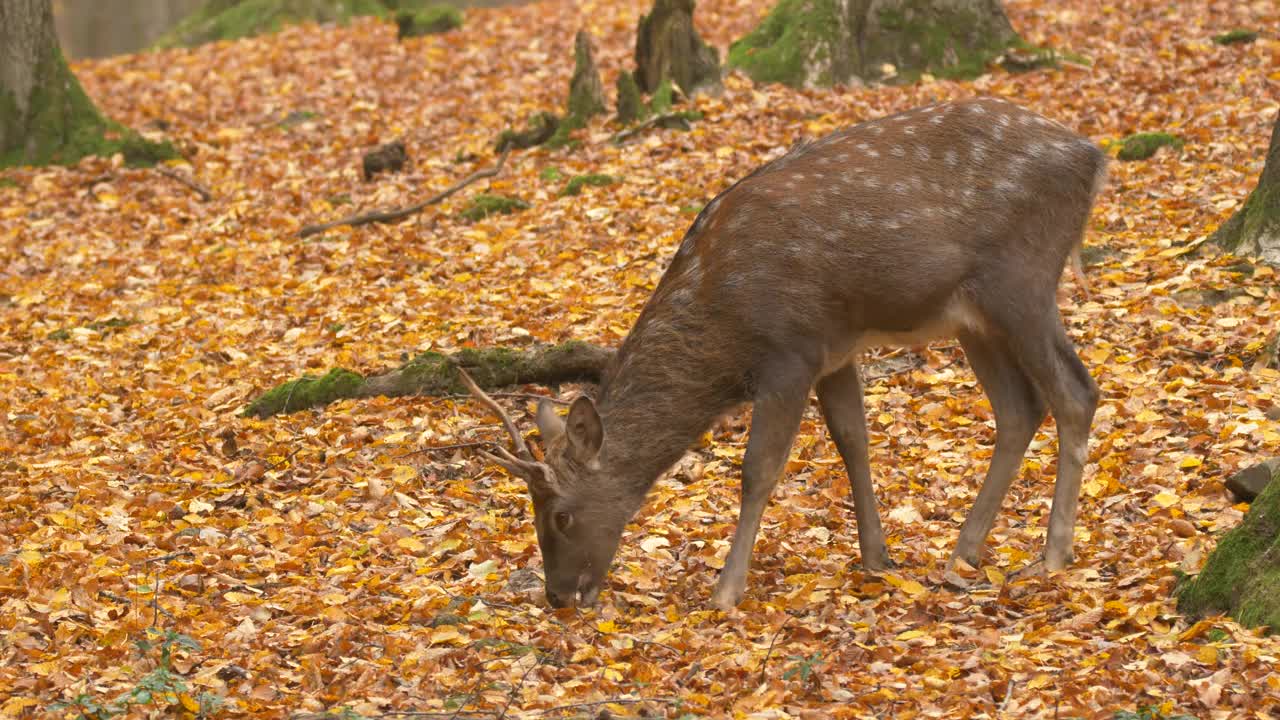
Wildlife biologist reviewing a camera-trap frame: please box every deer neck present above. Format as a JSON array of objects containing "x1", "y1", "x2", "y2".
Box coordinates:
[{"x1": 595, "y1": 298, "x2": 741, "y2": 499}]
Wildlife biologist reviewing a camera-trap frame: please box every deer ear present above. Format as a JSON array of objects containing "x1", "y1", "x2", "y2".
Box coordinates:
[
  {"x1": 535, "y1": 399, "x2": 565, "y2": 444},
  {"x1": 565, "y1": 396, "x2": 603, "y2": 463}
]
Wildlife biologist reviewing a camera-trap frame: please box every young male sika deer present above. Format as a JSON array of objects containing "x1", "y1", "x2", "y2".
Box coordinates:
[{"x1": 466, "y1": 97, "x2": 1106, "y2": 610}]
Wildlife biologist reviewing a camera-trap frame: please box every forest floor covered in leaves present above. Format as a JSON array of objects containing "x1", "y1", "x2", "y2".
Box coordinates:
[{"x1": 3, "y1": 0, "x2": 1280, "y2": 717}]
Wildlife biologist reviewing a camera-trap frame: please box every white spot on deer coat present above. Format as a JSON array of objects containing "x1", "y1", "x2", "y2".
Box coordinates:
[{"x1": 891, "y1": 145, "x2": 906, "y2": 158}]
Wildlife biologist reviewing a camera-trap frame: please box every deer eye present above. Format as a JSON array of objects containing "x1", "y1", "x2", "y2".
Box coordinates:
[{"x1": 553, "y1": 510, "x2": 574, "y2": 534}]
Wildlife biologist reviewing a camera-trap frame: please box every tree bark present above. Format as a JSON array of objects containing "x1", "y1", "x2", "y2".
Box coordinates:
[
  {"x1": 728, "y1": 0, "x2": 1020, "y2": 88},
  {"x1": 0, "y1": 0, "x2": 174, "y2": 167},
  {"x1": 1212, "y1": 115, "x2": 1280, "y2": 265},
  {"x1": 634, "y1": 0, "x2": 722, "y2": 96},
  {"x1": 244, "y1": 342, "x2": 617, "y2": 417},
  {"x1": 1176, "y1": 465, "x2": 1280, "y2": 633}
]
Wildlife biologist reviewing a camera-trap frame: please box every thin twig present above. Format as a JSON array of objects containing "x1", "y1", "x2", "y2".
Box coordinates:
[
  {"x1": 154, "y1": 165, "x2": 213, "y2": 201},
  {"x1": 758, "y1": 615, "x2": 794, "y2": 685},
  {"x1": 999, "y1": 677, "x2": 1016, "y2": 716},
  {"x1": 298, "y1": 149, "x2": 511, "y2": 238},
  {"x1": 495, "y1": 654, "x2": 544, "y2": 720},
  {"x1": 537, "y1": 697, "x2": 678, "y2": 716},
  {"x1": 611, "y1": 113, "x2": 694, "y2": 144},
  {"x1": 407, "y1": 440, "x2": 496, "y2": 455}
]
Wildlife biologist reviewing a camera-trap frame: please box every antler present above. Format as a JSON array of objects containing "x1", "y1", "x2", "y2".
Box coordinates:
[{"x1": 455, "y1": 365, "x2": 534, "y2": 462}]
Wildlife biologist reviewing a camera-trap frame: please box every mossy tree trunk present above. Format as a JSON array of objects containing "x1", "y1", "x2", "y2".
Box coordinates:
[
  {"x1": 634, "y1": 0, "x2": 722, "y2": 96},
  {"x1": 728, "y1": 0, "x2": 1020, "y2": 88},
  {"x1": 1176, "y1": 466, "x2": 1280, "y2": 633},
  {"x1": 0, "y1": 0, "x2": 175, "y2": 167},
  {"x1": 1212, "y1": 115, "x2": 1280, "y2": 266},
  {"x1": 244, "y1": 341, "x2": 616, "y2": 417}
]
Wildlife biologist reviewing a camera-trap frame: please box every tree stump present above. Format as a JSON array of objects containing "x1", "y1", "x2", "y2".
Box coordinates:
[
  {"x1": 634, "y1": 0, "x2": 722, "y2": 96},
  {"x1": 568, "y1": 30, "x2": 607, "y2": 121},
  {"x1": 728, "y1": 0, "x2": 1021, "y2": 88}
]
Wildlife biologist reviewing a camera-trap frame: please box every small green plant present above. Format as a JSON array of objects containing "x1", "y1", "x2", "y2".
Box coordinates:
[
  {"x1": 49, "y1": 629, "x2": 224, "y2": 718},
  {"x1": 782, "y1": 652, "x2": 822, "y2": 682},
  {"x1": 540, "y1": 166, "x2": 564, "y2": 182},
  {"x1": 560, "y1": 174, "x2": 617, "y2": 196}
]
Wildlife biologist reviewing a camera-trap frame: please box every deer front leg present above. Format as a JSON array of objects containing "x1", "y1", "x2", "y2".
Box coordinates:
[
  {"x1": 710, "y1": 369, "x2": 809, "y2": 610},
  {"x1": 816, "y1": 364, "x2": 891, "y2": 570}
]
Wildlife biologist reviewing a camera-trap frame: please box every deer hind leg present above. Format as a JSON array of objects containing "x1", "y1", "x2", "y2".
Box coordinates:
[
  {"x1": 816, "y1": 363, "x2": 891, "y2": 570},
  {"x1": 1000, "y1": 317, "x2": 1098, "y2": 571},
  {"x1": 710, "y1": 362, "x2": 810, "y2": 610},
  {"x1": 951, "y1": 331, "x2": 1047, "y2": 570}
]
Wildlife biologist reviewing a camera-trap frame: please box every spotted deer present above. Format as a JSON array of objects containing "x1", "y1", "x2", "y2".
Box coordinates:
[{"x1": 466, "y1": 97, "x2": 1106, "y2": 609}]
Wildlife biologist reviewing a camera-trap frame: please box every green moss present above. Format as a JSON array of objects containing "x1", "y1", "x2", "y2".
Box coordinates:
[
  {"x1": 0, "y1": 177, "x2": 18, "y2": 190},
  {"x1": 457, "y1": 194, "x2": 530, "y2": 221},
  {"x1": 560, "y1": 173, "x2": 617, "y2": 197},
  {"x1": 243, "y1": 368, "x2": 366, "y2": 417},
  {"x1": 1213, "y1": 29, "x2": 1258, "y2": 45},
  {"x1": 649, "y1": 79, "x2": 675, "y2": 115},
  {"x1": 1176, "y1": 466, "x2": 1280, "y2": 633},
  {"x1": 728, "y1": 0, "x2": 828, "y2": 88},
  {"x1": 615, "y1": 71, "x2": 645, "y2": 124},
  {"x1": 156, "y1": 0, "x2": 390, "y2": 48},
  {"x1": 539, "y1": 166, "x2": 563, "y2": 182},
  {"x1": 1, "y1": 46, "x2": 176, "y2": 168},
  {"x1": 728, "y1": 0, "x2": 1016, "y2": 87},
  {"x1": 1114, "y1": 132, "x2": 1184, "y2": 161},
  {"x1": 395, "y1": 4, "x2": 462, "y2": 38}
]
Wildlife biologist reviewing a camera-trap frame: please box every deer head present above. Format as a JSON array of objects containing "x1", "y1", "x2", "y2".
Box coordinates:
[{"x1": 457, "y1": 368, "x2": 628, "y2": 608}]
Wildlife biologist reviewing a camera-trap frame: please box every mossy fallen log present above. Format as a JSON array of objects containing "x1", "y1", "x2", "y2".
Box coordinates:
[
  {"x1": 244, "y1": 341, "x2": 615, "y2": 417},
  {"x1": 1176, "y1": 464, "x2": 1280, "y2": 633}
]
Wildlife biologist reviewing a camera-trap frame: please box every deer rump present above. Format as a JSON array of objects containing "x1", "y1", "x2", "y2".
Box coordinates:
[{"x1": 474, "y1": 97, "x2": 1106, "y2": 610}]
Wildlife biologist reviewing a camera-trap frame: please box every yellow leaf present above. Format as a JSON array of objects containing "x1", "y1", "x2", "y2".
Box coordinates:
[
  {"x1": 391, "y1": 465, "x2": 417, "y2": 484},
  {"x1": 397, "y1": 537, "x2": 427, "y2": 554},
  {"x1": 984, "y1": 567, "x2": 1005, "y2": 585},
  {"x1": 597, "y1": 620, "x2": 619, "y2": 634},
  {"x1": 2, "y1": 697, "x2": 41, "y2": 715},
  {"x1": 1135, "y1": 409, "x2": 1162, "y2": 423},
  {"x1": 896, "y1": 629, "x2": 929, "y2": 640},
  {"x1": 1179, "y1": 456, "x2": 1203, "y2": 470},
  {"x1": 382, "y1": 431, "x2": 409, "y2": 445},
  {"x1": 17, "y1": 549, "x2": 41, "y2": 565},
  {"x1": 1152, "y1": 491, "x2": 1180, "y2": 508},
  {"x1": 321, "y1": 592, "x2": 348, "y2": 605},
  {"x1": 223, "y1": 591, "x2": 255, "y2": 604},
  {"x1": 884, "y1": 575, "x2": 927, "y2": 596},
  {"x1": 179, "y1": 693, "x2": 201, "y2": 712},
  {"x1": 1196, "y1": 644, "x2": 1218, "y2": 665}
]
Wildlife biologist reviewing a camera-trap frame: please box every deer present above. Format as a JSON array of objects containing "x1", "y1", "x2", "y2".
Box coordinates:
[{"x1": 462, "y1": 97, "x2": 1106, "y2": 610}]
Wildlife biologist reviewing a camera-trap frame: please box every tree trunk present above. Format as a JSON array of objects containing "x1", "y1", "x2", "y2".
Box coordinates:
[
  {"x1": 0, "y1": 0, "x2": 173, "y2": 167},
  {"x1": 244, "y1": 341, "x2": 617, "y2": 417},
  {"x1": 1176, "y1": 465, "x2": 1280, "y2": 633},
  {"x1": 1212, "y1": 116, "x2": 1280, "y2": 266},
  {"x1": 634, "y1": 0, "x2": 722, "y2": 96},
  {"x1": 728, "y1": 0, "x2": 1020, "y2": 88}
]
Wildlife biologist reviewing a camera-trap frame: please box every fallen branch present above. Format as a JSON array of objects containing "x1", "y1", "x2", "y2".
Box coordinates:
[
  {"x1": 244, "y1": 341, "x2": 614, "y2": 418},
  {"x1": 537, "y1": 697, "x2": 678, "y2": 716},
  {"x1": 298, "y1": 149, "x2": 511, "y2": 238},
  {"x1": 154, "y1": 165, "x2": 213, "y2": 201},
  {"x1": 611, "y1": 112, "x2": 695, "y2": 144}
]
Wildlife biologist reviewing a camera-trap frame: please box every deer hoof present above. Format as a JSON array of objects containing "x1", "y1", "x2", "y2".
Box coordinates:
[{"x1": 709, "y1": 584, "x2": 743, "y2": 610}]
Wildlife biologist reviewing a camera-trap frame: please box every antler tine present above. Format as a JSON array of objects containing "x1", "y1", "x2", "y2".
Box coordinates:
[{"x1": 455, "y1": 366, "x2": 534, "y2": 461}]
